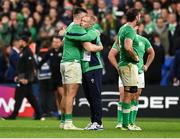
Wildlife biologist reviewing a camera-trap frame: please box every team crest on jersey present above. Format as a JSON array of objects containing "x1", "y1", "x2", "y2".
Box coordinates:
[{"x1": 139, "y1": 42, "x2": 144, "y2": 46}]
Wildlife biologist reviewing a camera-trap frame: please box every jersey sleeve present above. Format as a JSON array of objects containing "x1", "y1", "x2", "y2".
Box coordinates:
[
  {"x1": 96, "y1": 36, "x2": 102, "y2": 46},
  {"x1": 112, "y1": 42, "x2": 120, "y2": 52},
  {"x1": 65, "y1": 25, "x2": 98, "y2": 42},
  {"x1": 144, "y1": 38, "x2": 152, "y2": 51}
]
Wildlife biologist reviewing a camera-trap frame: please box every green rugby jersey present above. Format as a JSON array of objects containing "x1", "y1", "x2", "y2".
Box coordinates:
[
  {"x1": 65, "y1": 24, "x2": 99, "y2": 42},
  {"x1": 62, "y1": 22, "x2": 99, "y2": 63},
  {"x1": 81, "y1": 32, "x2": 103, "y2": 73},
  {"x1": 144, "y1": 22, "x2": 155, "y2": 34},
  {"x1": 136, "y1": 35, "x2": 152, "y2": 74},
  {"x1": 118, "y1": 24, "x2": 139, "y2": 67},
  {"x1": 62, "y1": 22, "x2": 82, "y2": 62}
]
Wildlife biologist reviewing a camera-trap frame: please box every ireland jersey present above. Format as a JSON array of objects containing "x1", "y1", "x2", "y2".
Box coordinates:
[
  {"x1": 62, "y1": 22, "x2": 99, "y2": 63},
  {"x1": 61, "y1": 22, "x2": 82, "y2": 62},
  {"x1": 81, "y1": 33, "x2": 103, "y2": 73},
  {"x1": 117, "y1": 24, "x2": 139, "y2": 67},
  {"x1": 112, "y1": 39, "x2": 120, "y2": 52},
  {"x1": 136, "y1": 35, "x2": 152, "y2": 73},
  {"x1": 65, "y1": 24, "x2": 99, "y2": 42}
]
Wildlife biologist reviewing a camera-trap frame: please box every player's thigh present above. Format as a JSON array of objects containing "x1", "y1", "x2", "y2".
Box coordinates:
[
  {"x1": 119, "y1": 63, "x2": 138, "y2": 87},
  {"x1": 63, "y1": 62, "x2": 82, "y2": 84}
]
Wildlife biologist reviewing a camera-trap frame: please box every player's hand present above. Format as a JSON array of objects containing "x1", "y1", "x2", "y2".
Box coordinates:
[
  {"x1": 134, "y1": 55, "x2": 139, "y2": 63},
  {"x1": 2, "y1": 17, "x2": 8, "y2": 23},
  {"x1": 173, "y1": 78, "x2": 180, "y2": 86},
  {"x1": 144, "y1": 65, "x2": 148, "y2": 72},
  {"x1": 98, "y1": 45, "x2": 103, "y2": 51},
  {"x1": 14, "y1": 76, "x2": 18, "y2": 82},
  {"x1": 19, "y1": 79, "x2": 28, "y2": 85},
  {"x1": 58, "y1": 26, "x2": 66, "y2": 36}
]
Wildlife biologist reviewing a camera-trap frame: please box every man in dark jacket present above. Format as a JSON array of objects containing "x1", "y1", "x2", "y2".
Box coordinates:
[
  {"x1": 145, "y1": 33, "x2": 165, "y2": 85},
  {"x1": 5, "y1": 39, "x2": 21, "y2": 83},
  {"x1": 5, "y1": 35, "x2": 42, "y2": 120}
]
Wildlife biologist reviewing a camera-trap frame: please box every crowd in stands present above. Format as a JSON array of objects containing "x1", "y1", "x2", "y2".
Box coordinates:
[{"x1": 0, "y1": 0, "x2": 180, "y2": 86}]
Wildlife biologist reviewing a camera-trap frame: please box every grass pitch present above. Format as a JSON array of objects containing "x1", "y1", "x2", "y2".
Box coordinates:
[{"x1": 0, "y1": 117, "x2": 180, "y2": 138}]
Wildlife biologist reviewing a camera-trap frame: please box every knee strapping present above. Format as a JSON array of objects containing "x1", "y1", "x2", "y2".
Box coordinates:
[{"x1": 124, "y1": 86, "x2": 138, "y2": 93}]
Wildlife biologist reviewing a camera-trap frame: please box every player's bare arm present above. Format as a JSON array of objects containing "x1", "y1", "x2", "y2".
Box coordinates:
[
  {"x1": 108, "y1": 48, "x2": 119, "y2": 73},
  {"x1": 144, "y1": 47, "x2": 155, "y2": 71},
  {"x1": 83, "y1": 42, "x2": 103, "y2": 52},
  {"x1": 124, "y1": 38, "x2": 139, "y2": 62}
]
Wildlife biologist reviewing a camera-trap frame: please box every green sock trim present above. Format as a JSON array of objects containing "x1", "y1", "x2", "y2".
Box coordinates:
[
  {"x1": 117, "y1": 101, "x2": 123, "y2": 123},
  {"x1": 130, "y1": 100, "x2": 139, "y2": 124},
  {"x1": 122, "y1": 103, "x2": 131, "y2": 127},
  {"x1": 129, "y1": 109, "x2": 134, "y2": 125},
  {"x1": 61, "y1": 113, "x2": 65, "y2": 123},
  {"x1": 65, "y1": 114, "x2": 72, "y2": 121},
  {"x1": 133, "y1": 110, "x2": 138, "y2": 124},
  {"x1": 130, "y1": 101, "x2": 134, "y2": 125},
  {"x1": 123, "y1": 113, "x2": 130, "y2": 127}
]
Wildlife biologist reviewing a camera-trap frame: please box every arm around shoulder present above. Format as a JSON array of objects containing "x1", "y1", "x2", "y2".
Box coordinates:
[{"x1": 83, "y1": 42, "x2": 103, "y2": 52}]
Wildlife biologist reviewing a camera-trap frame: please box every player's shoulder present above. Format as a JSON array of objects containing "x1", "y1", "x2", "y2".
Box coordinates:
[
  {"x1": 119, "y1": 24, "x2": 135, "y2": 36},
  {"x1": 66, "y1": 22, "x2": 74, "y2": 30},
  {"x1": 67, "y1": 22, "x2": 86, "y2": 33},
  {"x1": 122, "y1": 24, "x2": 133, "y2": 31},
  {"x1": 137, "y1": 34, "x2": 148, "y2": 41}
]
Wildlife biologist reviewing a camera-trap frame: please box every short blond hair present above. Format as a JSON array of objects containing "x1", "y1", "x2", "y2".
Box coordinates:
[{"x1": 85, "y1": 15, "x2": 97, "y2": 26}]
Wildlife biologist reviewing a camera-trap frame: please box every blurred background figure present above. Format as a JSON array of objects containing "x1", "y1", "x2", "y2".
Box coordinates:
[
  {"x1": 4, "y1": 34, "x2": 42, "y2": 120},
  {"x1": 154, "y1": 17, "x2": 169, "y2": 56},
  {"x1": 145, "y1": 33, "x2": 165, "y2": 85},
  {"x1": 37, "y1": 40, "x2": 55, "y2": 117},
  {"x1": 171, "y1": 46, "x2": 180, "y2": 86},
  {"x1": 168, "y1": 13, "x2": 180, "y2": 56},
  {"x1": 5, "y1": 38, "x2": 21, "y2": 83},
  {"x1": 0, "y1": 46, "x2": 11, "y2": 83},
  {"x1": 37, "y1": 35, "x2": 64, "y2": 119}
]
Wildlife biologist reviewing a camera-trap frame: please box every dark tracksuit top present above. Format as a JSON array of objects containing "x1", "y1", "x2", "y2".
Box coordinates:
[
  {"x1": 16, "y1": 46, "x2": 36, "y2": 82},
  {"x1": 38, "y1": 47, "x2": 63, "y2": 88}
]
